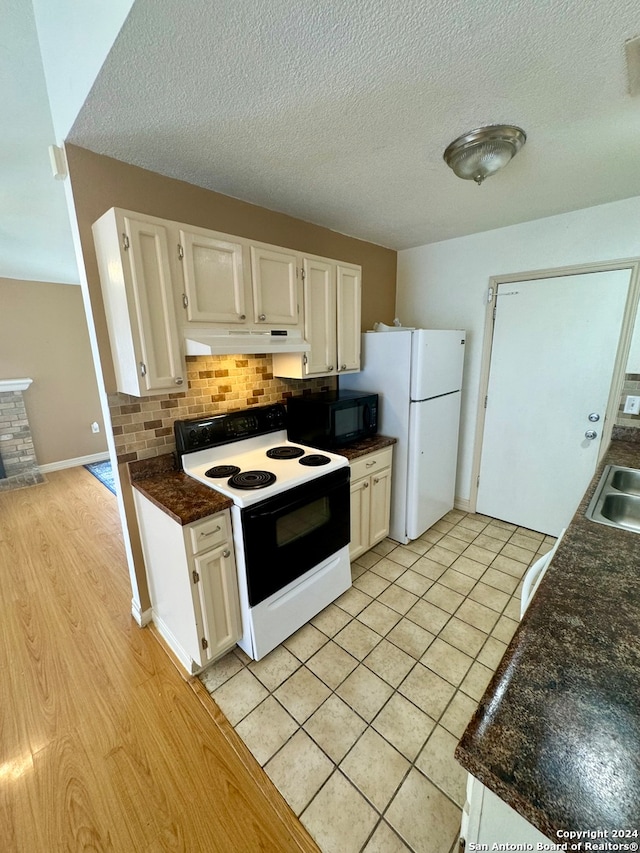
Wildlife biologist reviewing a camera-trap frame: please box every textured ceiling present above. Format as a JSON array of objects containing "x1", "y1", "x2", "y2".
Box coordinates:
[{"x1": 68, "y1": 0, "x2": 640, "y2": 250}]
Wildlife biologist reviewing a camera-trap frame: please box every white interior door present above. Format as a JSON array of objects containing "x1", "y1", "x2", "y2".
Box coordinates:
[{"x1": 476, "y1": 270, "x2": 630, "y2": 535}]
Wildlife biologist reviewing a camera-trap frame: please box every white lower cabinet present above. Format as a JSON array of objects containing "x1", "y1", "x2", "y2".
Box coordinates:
[
  {"x1": 460, "y1": 774, "x2": 554, "y2": 847},
  {"x1": 349, "y1": 447, "x2": 393, "y2": 560},
  {"x1": 133, "y1": 492, "x2": 241, "y2": 674}
]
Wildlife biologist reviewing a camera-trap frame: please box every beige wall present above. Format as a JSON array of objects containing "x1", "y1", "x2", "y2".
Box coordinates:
[
  {"x1": 65, "y1": 144, "x2": 397, "y2": 393},
  {"x1": 0, "y1": 277, "x2": 106, "y2": 465}
]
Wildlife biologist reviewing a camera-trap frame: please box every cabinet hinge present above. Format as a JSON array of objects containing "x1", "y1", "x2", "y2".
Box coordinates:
[
  {"x1": 192, "y1": 569, "x2": 200, "y2": 584},
  {"x1": 182, "y1": 293, "x2": 189, "y2": 309},
  {"x1": 493, "y1": 304, "x2": 497, "y2": 320},
  {"x1": 178, "y1": 243, "x2": 184, "y2": 260},
  {"x1": 303, "y1": 353, "x2": 308, "y2": 365},
  {"x1": 201, "y1": 637, "x2": 209, "y2": 651},
  {"x1": 139, "y1": 361, "x2": 147, "y2": 377},
  {"x1": 301, "y1": 267, "x2": 306, "y2": 280},
  {"x1": 477, "y1": 474, "x2": 480, "y2": 488},
  {"x1": 484, "y1": 395, "x2": 488, "y2": 408},
  {"x1": 487, "y1": 286, "x2": 494, "y2": 303},
  {"x1": 122, "y1": 233, "x2": 130, "y2": 251}
]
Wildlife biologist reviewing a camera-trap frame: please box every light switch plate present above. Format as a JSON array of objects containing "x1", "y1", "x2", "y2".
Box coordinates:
[{"x1": 623, "y1": 395, "x2": 640, "y2": 415}]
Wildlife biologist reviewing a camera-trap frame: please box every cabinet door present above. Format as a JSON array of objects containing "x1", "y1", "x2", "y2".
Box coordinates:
[
  {"x1": 124, "y1": 216, "x2": 185, "y2": 393},
  {"x1": 369, "y1": 465, "x2": 392, "y2": 546},
  {"x1": 194, "y1": 544, "x2": 242, "y2": 663},
  {"x1": 336, "y1": 264, "x2": 362, "y2": 373},
  {"x1": 179, "y1": 229, "x2": 248, "y2": 324},
  {"x1": 250, "y1": 246, "x2": 300, "y2": 325},
  {"x1": 349, "y1": 477, "x2": 371, "y2": 561},
  {"x1": 303, "y1": 257, "x2": 336, "y2": 376}
]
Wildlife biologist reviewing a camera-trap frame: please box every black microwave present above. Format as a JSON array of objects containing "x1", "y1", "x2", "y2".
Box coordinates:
[{"x1": 287, "y1": 390, "x2": 378, "y2": 448}]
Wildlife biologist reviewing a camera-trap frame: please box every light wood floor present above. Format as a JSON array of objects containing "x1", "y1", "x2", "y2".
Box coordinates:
[{"x1": 0, "y1": 467, "x2": 320, "y2": 852}]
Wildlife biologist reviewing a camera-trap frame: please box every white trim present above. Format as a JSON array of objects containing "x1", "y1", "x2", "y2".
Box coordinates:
[
  {"x1": 39, "y1": 452, "x2": 110, "y2": 473},
  {"x1": 454, "y1": 496, "x2": 472, "y2": 513},
  {"x1": 0, "y1": 378, "x2": 33, "y2": 393},
  {"x1": 131, "y1": 601, "x2": 153, "y2": 628}
]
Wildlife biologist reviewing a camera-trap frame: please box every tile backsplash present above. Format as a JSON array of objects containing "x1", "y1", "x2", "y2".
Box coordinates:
[
  {"x1": 617, "y1": 373, "x2": 640, "y2": 429},
  {"x1": 110, "y1": 354, "x2": 335, "y2": 464}
]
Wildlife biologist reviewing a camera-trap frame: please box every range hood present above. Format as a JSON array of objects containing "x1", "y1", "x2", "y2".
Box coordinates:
[{"x1": 185, "y1": 329, "x2": 311, "y2": 356}]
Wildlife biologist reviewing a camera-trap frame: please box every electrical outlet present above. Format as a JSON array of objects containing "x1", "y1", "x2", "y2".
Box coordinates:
[
  {"x1": 623, "y1": 395, "x2": 640, "y2": 415},
  {"x1": 91, "y1": 422, "x2": 100, "y2": 433}
]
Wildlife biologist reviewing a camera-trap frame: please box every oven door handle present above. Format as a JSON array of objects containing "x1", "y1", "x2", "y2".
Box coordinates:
[{"x1": 244, "y1": 470, "x2": 349, "y2": 521}]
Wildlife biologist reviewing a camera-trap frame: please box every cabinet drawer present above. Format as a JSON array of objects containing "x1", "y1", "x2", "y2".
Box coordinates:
[
  {"x1": 350, "y1": 447, "x2": 392, "y2": 482},
  {"x1": 188, "y1": 512, "x2": 230, "y2": 555}
]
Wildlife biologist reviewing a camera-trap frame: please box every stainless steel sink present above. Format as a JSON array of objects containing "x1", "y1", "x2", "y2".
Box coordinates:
[
  {"x1": 610, "y1": 468, "x2": 640, "y2": 496},
  {"x1": 586, "y1": 465, "x2": 640, "y2": 532}
]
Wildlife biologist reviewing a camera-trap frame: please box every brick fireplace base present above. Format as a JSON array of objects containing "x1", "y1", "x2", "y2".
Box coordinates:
[{"x1": 0, "y1": 379, "x2": 45, "y2": 492}]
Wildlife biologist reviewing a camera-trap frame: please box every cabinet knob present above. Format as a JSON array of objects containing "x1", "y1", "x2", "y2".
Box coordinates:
[
  {"x1": 239, "y1": 314, "x2": 246, "y2": 320},
  {"x1": 363, "y1": 481, "x2": 369, "y2": 489},
  {"x1": 340, "y1": 364, "x2": 347, "y2": 370},
  {"x1": 222, "y1": 549, "x2": 231, "y2": 558},
  {"x1": 258, "y1": 314, "x2": 266, "y2": 321},
  {"x1": 175, "y1": 377, "x2": 184, "y2": 385},
  {"x1": 373, "y1": 477, "x2": 379, "y2": 484},
  {"x1": 328, "y1": 365, "x2": 334, "y2": 371}
]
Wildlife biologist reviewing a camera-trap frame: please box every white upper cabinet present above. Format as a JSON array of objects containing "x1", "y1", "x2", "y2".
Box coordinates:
[
  {"x1": 336, "y1": 263, "x2": 362, "y2": 373},
  {"x1": 178, "y1": 228, "x2": 248, "y2": 324},
  {"x1": 272, "y1": 257, "x2": 362, "y2": 379},
  {"x1": 303, "y1": 256, "x2": 337, "y2": 375},
  {"x1": 250, "y1": 245, "x2": 300, "y2": 325},
  {"x1": 93, "y1": 207, "x2": 360, "y2": 385},
  {"x1": 92, "y1": 208, "x2": 185, "y2": 397}
]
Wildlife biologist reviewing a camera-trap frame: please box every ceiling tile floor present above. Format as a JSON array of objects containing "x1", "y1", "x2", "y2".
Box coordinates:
[{"x1": 201, "y1": 510, "x2": 555, "y2": 853}]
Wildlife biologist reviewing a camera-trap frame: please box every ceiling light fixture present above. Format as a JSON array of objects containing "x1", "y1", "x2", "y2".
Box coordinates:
[{"x1": 443, "y1": 124, "x2": 526, "y2": 185}]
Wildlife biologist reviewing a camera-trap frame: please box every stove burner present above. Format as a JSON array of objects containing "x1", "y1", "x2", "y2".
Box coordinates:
[
  {"x1": 228, "y1": 470, "x2": 277, "y2": 489},
  {"x1": 205, "y1": 464, "x2": 241, "y2": 478},
  {"x1": 299, "y1": 454, "x2": 331, "y2": 467},
  {"x1": 266, "y1": 446, "x2": 305, "y2": 460}
]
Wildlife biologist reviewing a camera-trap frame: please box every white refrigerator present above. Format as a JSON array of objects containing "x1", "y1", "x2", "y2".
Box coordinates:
[{"x1": 341, "y1": 329, "x2": 465, "y2": 544}]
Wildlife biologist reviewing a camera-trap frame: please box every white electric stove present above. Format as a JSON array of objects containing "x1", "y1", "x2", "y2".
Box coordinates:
[{"x1": 175, "y1": 404, "x2": 352, "y2": 659}]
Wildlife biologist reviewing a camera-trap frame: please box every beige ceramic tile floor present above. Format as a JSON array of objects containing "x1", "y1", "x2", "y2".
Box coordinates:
[{"x1": 201, "y1": 510, "x2": 555, "y2": 853}]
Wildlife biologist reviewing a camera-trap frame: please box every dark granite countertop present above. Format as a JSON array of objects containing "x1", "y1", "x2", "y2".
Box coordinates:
[
  {"x1": 128, "y1": 454, "x2": 232, "y2": 525},
  {"x1": 456, "y1": 436, "x2": 640, "y2": 837},
  {"x1": 331, "y1": 434, "x2": 396, "y2": 461}
]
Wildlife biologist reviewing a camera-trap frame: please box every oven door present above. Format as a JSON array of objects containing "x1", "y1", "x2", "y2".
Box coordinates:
[{"x1": 241, "y1": 467, "x2": 350, "y2": 606}]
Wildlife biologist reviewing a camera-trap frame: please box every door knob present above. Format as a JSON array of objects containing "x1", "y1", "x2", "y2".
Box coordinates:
[
  {"x1": 585, "y1": 430, "x2": 598, "y2": 440},
  {"x1": 588, "y1": 413, "x2": 600, "y2": 422}
]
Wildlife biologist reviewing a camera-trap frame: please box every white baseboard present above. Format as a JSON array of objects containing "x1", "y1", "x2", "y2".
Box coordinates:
[
  {"x1": 39, "y1": 452, "x2": 110, "y2": 473},
  {"x1": 454, "y1": 496, "x2": 472, "y2": 513},
  {"x1": 131, "y1": 600, "x2": 153, "y2": 627}
]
